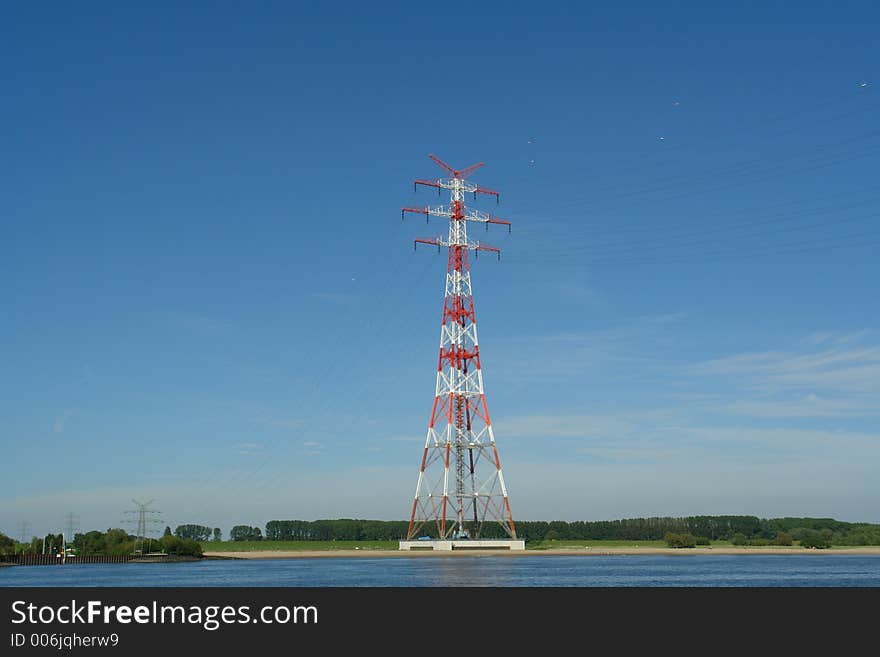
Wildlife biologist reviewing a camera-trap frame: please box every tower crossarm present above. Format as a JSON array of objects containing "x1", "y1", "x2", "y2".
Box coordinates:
[
  {"x1": 414, "y1": 178, "x2": 500, "y2": 203},
  {"x1": 402, "y1": 205, "x2": 452, "y2": 222},
  {"x1": 473, "y1": 243, "x2": 502, "y2": 261},
  {"x1": 414, "y1": 237, "x2": 443, "y2": 253},
  {"x1": 414, "y1": 236, "x2": 502, "y2": 259},
  {"x1": 403, "y1": 206, "x2": 509, "y2": 232},
  {"x1": 428, "y1": 153, "x2": 484, "y2": 179},
  {"x1": 413, "y1": 179, "x2": 444, "y2": 195},
  {"x1": 465, "y1": 208, "x2": 511, "y2": 232},
  {"x1": 472, "y1": 185, "x2": 500, "y2": 204}
]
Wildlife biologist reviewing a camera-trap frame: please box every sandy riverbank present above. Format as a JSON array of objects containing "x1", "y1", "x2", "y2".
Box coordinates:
[{"x1": 204, "y1": 546, "x2": 880, "y2": 559}]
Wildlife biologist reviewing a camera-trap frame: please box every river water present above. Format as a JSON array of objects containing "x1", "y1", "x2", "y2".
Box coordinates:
[{"x1": 3, "y1": 554, "x2": 880, "y2": 587}]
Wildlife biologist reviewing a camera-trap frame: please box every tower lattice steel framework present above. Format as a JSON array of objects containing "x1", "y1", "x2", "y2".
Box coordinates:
[
  {"x1": 402, "y1": 154, "x2": 516, "y2": 540},
  {"x1": 123, "y1": 499, "x2": 162, "y2": 554}
]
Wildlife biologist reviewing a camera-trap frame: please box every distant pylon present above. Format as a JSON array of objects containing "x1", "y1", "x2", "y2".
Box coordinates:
[
  {"x1": 123, "y1": 499, "x2": 162, "y2": 553},
  {"x1": 401, "y1": 154, "x2": 516, "y2": 540},
  {"x1": 17, "y1": 520, "x2": 30, "y2": 546},
  {"x1": 62, "y1": 512, "x2": 79, "y2": 544}
]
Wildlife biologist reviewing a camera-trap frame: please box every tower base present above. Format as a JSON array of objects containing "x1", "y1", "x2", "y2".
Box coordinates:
[{"x1": 399, "y1": 539, "x2": 525, "y2": 551}]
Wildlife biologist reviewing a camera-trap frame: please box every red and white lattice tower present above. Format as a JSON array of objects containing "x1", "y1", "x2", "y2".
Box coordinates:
[{"x1": 401, "y1": 154, "x2": 516, "y2": 541}]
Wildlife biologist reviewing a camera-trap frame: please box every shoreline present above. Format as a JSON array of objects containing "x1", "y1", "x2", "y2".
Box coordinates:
[{"x1": 203, "y1": 546, "x2": 880, "y2": 559}]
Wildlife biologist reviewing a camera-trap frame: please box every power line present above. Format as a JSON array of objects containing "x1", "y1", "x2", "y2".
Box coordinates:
[
  {"x1": 538, "y1": 188, "x2": 880, "y2": 246},
  {"x1": 526, "y1": 210, "x2": 880, "y2": 263},
  {"x1": 509, "y1": 228, "x2": 880, "y2": 268},
  {"x1": 179, "y1": 255, "x2": 439, "y2": 526},
  {"x1": 503, "y1": 86, "x2": 878, "y2": 203},
  {"x1": 511, "y1": 129, "x2": 880, "y2": 224}
]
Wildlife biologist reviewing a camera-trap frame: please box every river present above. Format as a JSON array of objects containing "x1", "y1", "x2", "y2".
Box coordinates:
[{"x1": 3, "y1": 554, "x2": 880, "y2": 587}]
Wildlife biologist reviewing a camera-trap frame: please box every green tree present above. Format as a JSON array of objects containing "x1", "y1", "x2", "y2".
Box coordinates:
[
  {"x1": 104, "y1": 528, "x2": 135, "y2": 555},
  {"x1": 546, "y1": 521, "x2": 569, "y2": 540},
  {"x1": 159, "y1": 535, "x2": 203, "y2": 557},
  {"x1": 213, "y1": 527, "x2": 222, "y2": 542},
  {"x1": 74, "y1": 531, "x2": 106, "y2": 555},
  {"x1": 799, "y1": 529, "x2": 832, "y2": 549},
  {"x1": 175, "y1": 524, "x2": 212, "y2": 541},
  {"x1": 42, "y1": 533, "x2": 64, "y2": 555},
  {"x1": 664, "y1": 533, "x2": 697, "y2": 548},
  {"x1": 163, "y1": 526, "x2": 172, "y2": 537},
  {"x1": 0, "y1": 532, "x2": 16, "y2": 556},
  {"x1": 230, "y1": 525, "x2": 262, "y2": 541}
]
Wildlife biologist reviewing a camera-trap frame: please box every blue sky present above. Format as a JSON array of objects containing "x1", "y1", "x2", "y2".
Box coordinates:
[{"x1": 2, "y1": 1, "x2": 879, "y2": 538}]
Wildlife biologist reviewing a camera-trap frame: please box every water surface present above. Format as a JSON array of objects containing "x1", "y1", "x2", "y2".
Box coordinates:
[{"x1": 3, "y1": 554, "x2": 880, "y2": 587}]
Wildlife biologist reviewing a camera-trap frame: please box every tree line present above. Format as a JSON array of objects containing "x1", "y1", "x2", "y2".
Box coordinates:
[
  {"x1": 6, "y1": 516, "x2": 878, "y2": 552},
  {"x1": 75, "y1": 529, "x2": 203, "y2": 557},
  {"x1": 255, "y1": 516, "x2": 880, "y2": 545},
  {"x1": 0, "y1": 529, "x2": 203, "y2": 558},
  {"x1": 664, "y1": 528, "x2": 839, "y2": 549},
  {"x1": 169, "y1": 525, "x2": 222, "y2": 542}
]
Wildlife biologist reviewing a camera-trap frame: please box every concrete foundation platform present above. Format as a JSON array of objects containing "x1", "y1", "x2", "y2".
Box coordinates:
[{"x1": 399, "y1": 539, "x2": 525, "y2": 551}]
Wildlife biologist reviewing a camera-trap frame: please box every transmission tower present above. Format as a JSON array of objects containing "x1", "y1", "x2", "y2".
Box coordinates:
[
  {"x1": 123, "y1": 499, "x2": 162, "y2": 553},
  {"x1": 401, "y1": 154, "x2": 516, "y2": 541},
  {"x1": 17, "y1": 520, "x2": 30, "y2": 546},
  {"x1": 62, "y1": 512, "x2": 79, "y2": 545}
]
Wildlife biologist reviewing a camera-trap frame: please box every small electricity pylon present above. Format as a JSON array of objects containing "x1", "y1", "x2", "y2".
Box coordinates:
[
  {"x1": 17, "y1": 520, "x2": 30, "y2": 553},
  {"x1": 401, "y1": 154, "x2": 516, "y2": 541},
  {"x1": 123, "y1": 499, "x2": 162, "y2": 554},
  {"x1": 62, "y1": 512, "x2": 79, "y2": 545}
]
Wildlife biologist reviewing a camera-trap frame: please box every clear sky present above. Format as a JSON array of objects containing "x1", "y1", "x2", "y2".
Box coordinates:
[{"x1": 2, "y1": 1, "x2": 878, "y2": 539}]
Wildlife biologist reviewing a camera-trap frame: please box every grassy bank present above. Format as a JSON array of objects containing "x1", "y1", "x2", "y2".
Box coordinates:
[
  {"x1": 202, "y1": 539, "x2": 673, "y2": 552},
  {"x1": 533, "y1": 539, "x2": 880, "y2": 550},
  {"x1": 204, "y1": 539, "x2": 700, "y2": 552},
  {"x1": 201, "y1": 540, "x2": 399, "y2": 552},
  {"x1": 202, "y1": 539, "x2": 880, "y2": 553},
  {"x1": 530, "y1": 539, "x2": 667, "y2": 549}
]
